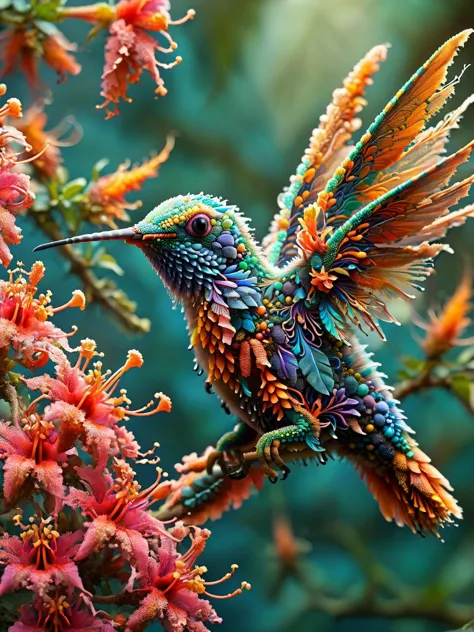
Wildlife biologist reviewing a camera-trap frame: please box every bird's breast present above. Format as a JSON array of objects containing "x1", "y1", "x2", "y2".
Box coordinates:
[{"x1": 184, "y1": 303, "x2": 260, "y2": 433}]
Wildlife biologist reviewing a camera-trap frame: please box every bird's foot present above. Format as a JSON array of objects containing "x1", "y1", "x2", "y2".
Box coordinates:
[
  {"x1": 206, "y1": 421, "x2": 257, "y2": 479},
  {"x1": 256, "y1": 417, "x2": 324, "y2": 481},
  {"x1": 206, "y1": 449, "x2": 250, "y2": 479}
]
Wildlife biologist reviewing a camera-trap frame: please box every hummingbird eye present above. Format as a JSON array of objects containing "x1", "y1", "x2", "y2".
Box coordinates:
[{"x1": 185, "y1": 213, "x2": 212, "y2": 238}]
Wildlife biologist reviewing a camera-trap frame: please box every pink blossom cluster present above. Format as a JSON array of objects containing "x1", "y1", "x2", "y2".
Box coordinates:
[
  {"x1": 0, "y1": 88, "x2": 35, "y2": 267},
  {"x1": 0, "y1": 263, "x2": 248, "y2": 631}
]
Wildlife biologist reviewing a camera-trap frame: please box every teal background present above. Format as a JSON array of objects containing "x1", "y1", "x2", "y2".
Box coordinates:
[{"x1": 8, "y1": 0, "x2": 474, "y2": 629}]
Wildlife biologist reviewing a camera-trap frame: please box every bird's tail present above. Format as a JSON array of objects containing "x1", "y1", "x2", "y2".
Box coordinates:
[{"x1": 336, "y1": 438, "x2": 462, "y2": 536}]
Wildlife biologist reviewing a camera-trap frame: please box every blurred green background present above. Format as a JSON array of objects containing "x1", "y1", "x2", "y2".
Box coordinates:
[{"x1": 9, "y1": 0, "x2": 474, "y2": 629}]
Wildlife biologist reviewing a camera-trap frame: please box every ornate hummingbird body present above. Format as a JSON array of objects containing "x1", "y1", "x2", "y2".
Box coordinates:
[{"x1": 36, "y1": 31, "x2": 474, "y2": 535}]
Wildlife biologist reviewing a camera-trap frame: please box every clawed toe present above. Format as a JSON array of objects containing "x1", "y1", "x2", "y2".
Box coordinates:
[
  {"x1": 256, "y1": 434, "x2": 292, "y2": 482},
  {"x1": 280, "y1": 464, "x2": 291, "y2": 480},
  {"x1": 206, "y1": 449, "x2": 224, "y2": 475}
]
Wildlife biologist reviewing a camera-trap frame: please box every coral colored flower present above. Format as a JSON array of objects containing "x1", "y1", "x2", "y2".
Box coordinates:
[
  {"x1": 0, "y1": 517, "x2": 85, "y2": 597},
  {"x1": 96, "y1": 1, "x2": 195, "y2": 118},
  {"x1": 0, "y1": 88, "x2": 35, "y2": 267},
  {"x1": 86, "y1": 136, "x2": 174, "y2": 227},
  {"x1": 0, "y1": 263, "x2": 83, "y2": 367},
  {"x1": 310, "y1": 267, "x2": 338, "y2": 294},
  {"x1": 0, "y1": 28, "x2": 38, "y2": 88},
  {"x1": 0, "y1": 416, "x2": 69, "y2": 508},
  {"x1": 42, "y1": 32, "x2": 81, "y2": 83},
  {"x1": 15, "y1": 104, "x2": 82, "y2": 180},
  {"x1": 125, "y1": 525, "x2": 249, "y2": 632},
  {"x1": 420, "y1": 272, "x2": 474, "y2": 358},
  {"x1": 26, "y1": 343, "x2": 171, "y2": 466},
  {"x1": 66, "y1": 461, "x2": 172, "y2": 572},
  {"x1": 0, "y1": 26, "x2": 80, "y2": 88},
  {"x1": 11, "y1": 595, "x2": 115, "y2": 631},
  {"x1": 161, "y1": 449, "x2": 264, "y2": 525},
  {"x1": 296, "y1": 204, "x2": 331, "y2": 259}
]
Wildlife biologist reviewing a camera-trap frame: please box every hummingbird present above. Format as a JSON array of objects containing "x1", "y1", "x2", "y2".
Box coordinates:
[{"x1": 35, "y1": 31, "x2": 474, "y2": 536}]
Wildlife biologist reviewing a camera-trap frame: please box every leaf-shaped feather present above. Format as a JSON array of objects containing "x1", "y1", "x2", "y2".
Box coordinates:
[{"x1": 293, "y1": 328, "x2": 334, "y2": 395}]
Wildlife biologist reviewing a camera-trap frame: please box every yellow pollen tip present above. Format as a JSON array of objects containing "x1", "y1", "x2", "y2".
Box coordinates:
[
  {"x1": 124, "y1": 349, "x2": 144, "y2": 370},
  {"x1": 29, "y1": 261, "x2": 46, "y2": 286},
  {"x1": 6, "y1": 97, "x2": 22, "y2": 118},
  {"x1": 70, "y1": 290, "x2": 86, "y2": 310},
  {"x1": 80, "y1": 338, "x2": 98, "y2": 359}
]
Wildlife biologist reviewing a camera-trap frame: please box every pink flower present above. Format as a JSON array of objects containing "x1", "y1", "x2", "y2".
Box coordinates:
[
  {"x1": 126, "y1": 525, "x2": 249, "y2": 632},
  {"x1": 26, "y1": 342, "x2": 171, "y2": 466},
  {"x1": 0, "y1": 517, "x2": 86, "y2": 597},
  {"x1": 0, "y1": 262, "x2": 84, "y2": 368},
  {"x1": 67, "y1": 461, "x2": 172, "y2": 572},
  {"x1": 10, "y1": 595, "x2": 115, "y2": 631},
  {"x1": 0, "y1": 417, "x2": 68, "y2": 508},
  {"x1": 0, "y1": 87, "x2": 35, "y2": 267}
]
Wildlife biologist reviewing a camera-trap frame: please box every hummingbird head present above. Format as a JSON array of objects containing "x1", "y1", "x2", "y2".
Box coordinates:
[{"x1": 34, "y1": 194, "x2": 256, "y2": 301}]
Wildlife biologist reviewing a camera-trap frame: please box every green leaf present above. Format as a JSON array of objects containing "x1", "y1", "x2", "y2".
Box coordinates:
[
  {"x1": 91, "y1": 158, "x2": 109, "y2": 181},
  {"x1": 450, "y1": 374, "x2": 474, "y2": 412},
  {"x1": 96, "y1": 253, "x2": 124, "y2": 277},
  {"x1": 457, "y1": 347, "x2": 474, "y2": 367},
  {"x1": 62, "y1": 177, "x2": 87, "y2": 200},
  {"x1": 401, "y1": 356, "x2": 425, "y2": 372},
  {"x1": 61, "y1": 204, "x2": 80, "y2": 232},
  {"x1": 396, "y1": 370, "x2": 410, "y2": 381}
]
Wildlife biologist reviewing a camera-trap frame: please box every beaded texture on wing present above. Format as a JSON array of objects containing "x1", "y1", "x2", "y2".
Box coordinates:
[
  {"x1": 263, "y1": 44, "x2": 388, "y2": 266},
  {"x1": 285, "y1": 30, "x2": 474, "y2": 341}
]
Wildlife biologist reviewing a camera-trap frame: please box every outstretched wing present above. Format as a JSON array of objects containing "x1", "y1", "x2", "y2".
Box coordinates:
[
  {"x1": 285, "y1": 30, "x2": 474, "y2": 341},
  {"x1": 262, "y1": 44, "x2": 388, "y2": 267},
  {"x1": 265, "y1": 30, "x2": 473, "y2": 273},
  {"x1": 295, "y1": 138, "x2": 474, "y2": 340},
  {"x1": 317, "y1": 30, "x2": 472, "y2": 227}
]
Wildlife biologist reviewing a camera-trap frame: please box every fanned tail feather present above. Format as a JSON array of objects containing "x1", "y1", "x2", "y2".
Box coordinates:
[{"x1": 342, "y1": 442, "x2": 462, "y2": 536}]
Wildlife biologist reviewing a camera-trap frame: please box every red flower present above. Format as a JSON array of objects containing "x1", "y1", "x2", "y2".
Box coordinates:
[
  {"x1": 11, "y1": 595, "x2": 115, "y2": 631},
  {"x1": 0, "y1": 262, "x2": 84, "y2": 368},
  {"x1": 0, "y1": 87, "x2": 35, "y2": 267},
  {"x1": 26, "y1": 342, "x2": 171, "y2": 466},
  {"x1": 96, "y1": 0, "x2": 195, "y2": 118},
  {"x1": 0, "y1": 26, "x2": 81, "y2": 88},
  {"x1": 42, "y1": 31, "x2": 81, "y2": 83},
  {"x1": 0, "y1": 28, "x2": 37, "y2": 87},
  {"x1": 125, "y1": 525, "x2": 249, "y2": 632},
  {"x1": 67, "y1": 461, "x2": 172, "y2": 572},
  {"x1": 0, "y1": 517, "x2": 86, "y2": 597},
  {"x1": 0, "y1": 416, "x2": 69, "y2": 508}
]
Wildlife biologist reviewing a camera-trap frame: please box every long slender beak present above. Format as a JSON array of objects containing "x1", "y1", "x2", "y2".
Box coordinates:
[{"x1": 33, "y1": 227, "x2": 142, "y2": 252}]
